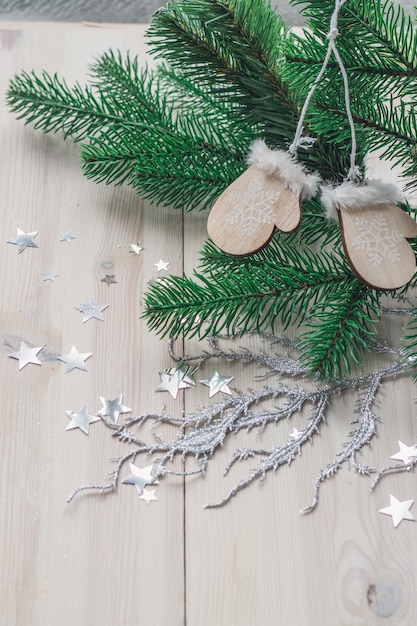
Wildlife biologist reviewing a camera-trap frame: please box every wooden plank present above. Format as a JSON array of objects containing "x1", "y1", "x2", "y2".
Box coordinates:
[
  {"x1": 183, "y1": 165, "x2": 417, "y2": 625},
  {"x1": 0, "y1": 22, "x2": 185, "y2": 625},
  {"x1": 1, "y1": 20, "x2": 417, "y2": 626}
]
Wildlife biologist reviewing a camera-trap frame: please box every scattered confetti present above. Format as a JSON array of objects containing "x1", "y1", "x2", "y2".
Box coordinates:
[
  {"x1": 155, "y1": 367, "x2": 194, "y2": 399},
  {"x1": 65, "y1": 405, "x2": 101, "y2": 435},
  {"x1": 9, "y1": 341, "x2": 43, "y2": 370},
  {"x1": 76, "y1": 297, "x2": 109, "y2": 322},
  {"x1": 60, "y1": 334, "x2": 417, "y2": 513},
  {"x1": 148, "y1": 276, "x2": 169, "y2": 287},
  {"x1": 154, "y1": 259, "x2": 170, "y2": 272},
  {"x1": 97, "y1": 395, "x2": 132, "y2": 425},
  {"x1": 57, "y1": 346, "x2": 92, "y2": 373},
  {"x1": 199, "y1": 370, "x2": 234, "y2": 397},
  {"x1": 129, "y1": 243, "x2": 144, "y2": 255},
  {"x1": 379, "y1": 495, "x2": 415, "y2": 528},
  {"x1": 122, "y1": 463, "x2": 159, "y2": 496},
  {"x1": 288, "y1": 428, "x2": 303, "y2": 441},
  {"x1": 139, "y1": 488, "x2": 158, "y2": 505},
  {"x1": 42, "y1": 269, "x2": 59, "y2": 282},
  {"x1": 60, "y1": 231, "x2": 76, "y2": 243},
  {"x1": 390, "y1": 441, "x2": 417, "y2": 466},
  {"x1": 7, "y1": 228, "x2": 38, "y2": 253},
  {"x1": 101, "y1": 274, "x2": 117, "y2": 286}
]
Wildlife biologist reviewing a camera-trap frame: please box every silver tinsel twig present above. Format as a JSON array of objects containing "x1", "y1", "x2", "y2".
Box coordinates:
[{"x1": 67, "y1": 333, "x2": 414, "y2": 512}]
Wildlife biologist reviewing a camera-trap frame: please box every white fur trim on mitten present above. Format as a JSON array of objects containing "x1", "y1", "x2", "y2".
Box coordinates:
[
  {"x1": 321, "y1": 179, "x2": 404, "y2": 220},
  {"x1": 246, "y1": 139, "x2": 320, "y2": 199}
]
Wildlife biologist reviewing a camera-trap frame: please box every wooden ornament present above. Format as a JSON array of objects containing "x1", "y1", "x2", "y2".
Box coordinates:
[
  {"x1": 207, "y1": 164, "x2": 301, "y2": 256},
  {"x1": 338, "y1": 202, "x2": 417, "y2": 290}
]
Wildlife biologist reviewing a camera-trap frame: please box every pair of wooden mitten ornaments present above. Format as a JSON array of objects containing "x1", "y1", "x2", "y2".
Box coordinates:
[{"x1": 207, "y1": 140, "x2": 417, "y2": 291}]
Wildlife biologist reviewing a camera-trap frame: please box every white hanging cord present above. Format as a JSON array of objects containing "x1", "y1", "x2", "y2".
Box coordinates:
[{"x1": 288, "y1": 0, "x2": 361, "y2": 182}]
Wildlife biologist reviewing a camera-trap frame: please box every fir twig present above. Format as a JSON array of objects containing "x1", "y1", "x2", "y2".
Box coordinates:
[{"x1": 148, "y1": 0, "x2": 297, "y2": 146}]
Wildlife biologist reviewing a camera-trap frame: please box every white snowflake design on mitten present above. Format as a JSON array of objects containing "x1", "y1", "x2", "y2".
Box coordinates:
[
  {"x1": 352, "y1": 215, "x2": 402, "y2": 265},
  {"x1": 226, "y1": 181, "x2": 280, "y2": 235}
]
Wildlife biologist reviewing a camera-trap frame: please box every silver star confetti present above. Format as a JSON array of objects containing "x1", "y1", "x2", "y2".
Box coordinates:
[
  {"x1": 155, "y1": 367, "x2": 194, "y2": 400},
  {"x1": 97, "y1": 395, "x2": 132, "y2": 424},
  {"x1": 9, "y1": 341, "x2": 43, "y2": 370},
  {"x1": 390, "y1": 441, "x2": 417, "y2": 466},
  {"x1": 379, "y1": 495, "x2": 415, "y2": 527},
  {"x1": 76, "y1": 297, "x2": 109, "y2": 322},
  {"x1": 129, "y1": 243, "x2": 144, "y2": 255},
  {"x1": 65, "y1": 405, "x2": 101, "y2": 435},
  {"x1": 122, "y1": 463, "x2": 158, "y2": 495},
  {"x1": 42, "y1": 269, "x2": 59, "y2": 282},
  {"x1": 148, "y1": 276, "x2": 170, "y2": 287},
  {"x1": 288, "y1": 428, "x2": 303, "y2": 441},
  {"x1": 199, "y1": 370, "x2": 234, "y2": 397},
  {"x1": 101, "y1": 274, "x2": 117, "y2": 287},
  {"x1": 7, "y1": 228, "x2": 38, "y2": 253},
  {"x1": 65, "y1": 334, "x2": 417, "y2": 513},
  {"x1": 60, "y1": 231, "x2": 76, "y2": 243},
  {"x1": 154, "y1": 259, "x2": 170, "y2": 272},
  {"x1": 57, "y1": 346, "x2": 92, "y2": 373},
  {"x1": 139, "y1": 488, "x2": 158, "y2": 505}
]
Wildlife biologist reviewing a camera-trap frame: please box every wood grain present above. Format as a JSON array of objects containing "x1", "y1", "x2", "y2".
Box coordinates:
[
  {"x1": 0, "y1": 22, "x2": 184, "y2": 626},
  {"x1": 1, "y1": 21, "x2": 417, "y2": 626}
]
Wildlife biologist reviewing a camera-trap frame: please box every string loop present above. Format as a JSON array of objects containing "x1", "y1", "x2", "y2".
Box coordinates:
[{"x1": 289, "y1": 0, "x2": 360, "y2": 182}]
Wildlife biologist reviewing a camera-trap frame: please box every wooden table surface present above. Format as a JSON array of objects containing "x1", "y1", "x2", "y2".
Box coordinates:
[{"x1": 1, "y1": 22, "x2": 417, "y2": 626}]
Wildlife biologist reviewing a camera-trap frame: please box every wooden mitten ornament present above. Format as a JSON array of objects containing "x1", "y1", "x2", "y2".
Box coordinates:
[
  {"x1": 207, "y1": 140, "x2": 320, "y2": 256},
  {"x1": 321, "y1": 180, "x2": 417, "y2": 290}
]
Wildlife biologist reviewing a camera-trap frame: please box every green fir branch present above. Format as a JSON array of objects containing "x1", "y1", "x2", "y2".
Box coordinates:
[
  {"x1": 284, "y1": 198, "x2": 341, "y2": 248},
  {"x1": 310, "y1": 97, "x2": 417, "y2": 189},
  {"x1": 292, "y1": 0, "x2": 417, "y2": 68},
  {"x1": 6, "y1": 69, "x2": 138, "y2": 141},
  {"x1": 80, "y1": 108, "x2": 249, "y2": 209},
  {"x1": 299, "y1": 284, "x2": 381, "y2": 380},
  {"x1": 7, "y1": 55, "x2": 254, "y2": 208},
  {"x1": 282, "y1": 0, "x2": 417, "y2": 182},
  {"x1": 143, "y1": 240, "x2": 379, "y2": 378},
  {"x1": 147, "y1": 0, "x2": 298, "y2": 146},
  {"x1": 155, "y1": 63, "x2": 261, "y2": 149},
  {"x1": 199, "y1": 225, "x2": 342, "y2": 275},
  {"x1": 7, "y1": 0, "x2": 417, "y2": 379},
  {"x1": 287, "y1": 0, "x2": 417, "y2": 97},
  {"x1": 143, "y1": 241, "x2": 379, "y2": 379},
  {"x1": 89, "y1": 50, "x2": 165, "y2": 119}
]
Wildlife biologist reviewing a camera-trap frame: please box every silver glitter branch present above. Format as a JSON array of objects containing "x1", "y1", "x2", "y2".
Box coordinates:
[
  {"x1": 208, "y1": 393, "x2": 329, "y2": 509},
  {"x1": 67, "y1": 334, "x2": 414, "y2": 512},
  {"x1": 168, "y1": 334, "x2": 308, "y2": 378}
]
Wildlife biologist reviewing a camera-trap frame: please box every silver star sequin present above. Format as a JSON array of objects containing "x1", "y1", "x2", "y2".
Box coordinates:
[
  {"x1": 122, "y1": 463, "x2": 158, "y2": 495},
  {"x1": 129, "y1": 243, "x2": 144, "y2": 255},
  {"x1": 7, "y1": 228, "x2": 38, "y2": 253},
  {"x1": 60, "y1": 231, "x2": 76, "y2": 243},
  {"x1": 9, "y1": 341, "x2": 43, "y2": 370},
  {"x1": 97, "y1": 394, "x2": 132, "y2": 424},
  {"x1": 154, "y1": 259, "x2": 170, "y2": 272},
  {"x1": 139, "y1": 488, "x2": 158, "y2": 505},
  {"x1": 390, "y1": 440, "x2": 417, "y2": 466},
  {"x1": 199, "y1": 371, "x2": 234, "y2": 397},
  {"x1": 155, "y1": 367, "x2": 194, "y2": 400},
  {"x1": 288, "y1": 428, "x2": 303, "y2": 441},
  {"x1": 42, "y1": 269, "x2": 59, "y2": 282},
  {"x1": 76, "y1": 297, "x2": 109, "y2": 322},
  {"x1": 65, "y1": 405, "x2": 101, "y2": 435},
  {"x1": 379, "y1": 495, "x2": 415, "y2": 527},
  {"x1": 101, "y1": 274, "x2": 117, "y2": 287},
  {"x1": 57, "y1": 346, "x2": 92, "y2": 373}
]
